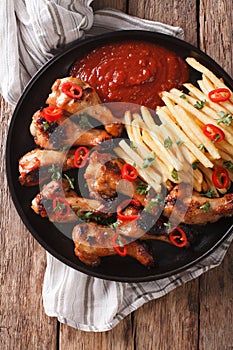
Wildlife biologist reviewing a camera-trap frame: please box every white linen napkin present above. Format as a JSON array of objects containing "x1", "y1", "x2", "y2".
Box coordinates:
[{"x1": 2, "y1": 0, "x2": 232, "y2": 332}]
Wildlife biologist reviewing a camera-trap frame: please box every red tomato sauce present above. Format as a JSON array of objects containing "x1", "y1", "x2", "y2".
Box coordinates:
[{"x1": 70, "y1": 41, "x2": 189, "y2": 110}]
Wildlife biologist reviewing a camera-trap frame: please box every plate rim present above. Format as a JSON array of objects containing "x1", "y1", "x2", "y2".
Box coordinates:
[{"x1": 6, "y1": 30, "x2": 233, "y2": 282}]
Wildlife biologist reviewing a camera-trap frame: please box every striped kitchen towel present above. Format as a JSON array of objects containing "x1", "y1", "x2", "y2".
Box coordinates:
[{"x1": 1, "y1": 0, "x2": 232, "y2": 332}]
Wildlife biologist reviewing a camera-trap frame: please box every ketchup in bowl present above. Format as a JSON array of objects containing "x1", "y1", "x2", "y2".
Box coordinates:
[{"x1": 70, "y1": 40, "x2": 189, "y2": 110}]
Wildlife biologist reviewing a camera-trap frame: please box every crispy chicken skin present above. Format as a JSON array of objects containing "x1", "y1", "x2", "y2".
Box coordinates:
[
  {"x1": 31, "y1": 179, "x2": 104, "y2": 223},
  {"x1": 46, "y1": 77, "x2": 124, "y2": 137},
  {"x1": 72, "y1": 222, "x2": 155, "y2": 267},
  {"x1": 164, "y1": 185, "x2": 233, "y2": 225},
  {"x1": 84, "y1": 150, "x2": 150, "y2": 205},
  {"x1": 30, "y1": 110, "x2": 111, "y2": 149},
  {"x1": 19, "y1": 148, "x2": 75, "y2": 186}
]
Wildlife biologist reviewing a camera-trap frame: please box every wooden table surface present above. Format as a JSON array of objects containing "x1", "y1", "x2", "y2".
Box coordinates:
[{"x1": 1, "y1": 1, "x2": 232, "y2": 349}]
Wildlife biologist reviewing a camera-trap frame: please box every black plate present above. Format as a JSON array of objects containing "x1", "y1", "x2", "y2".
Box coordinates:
[{"x1": 6, "y1": 31, "x2": 233, "y2": 282}]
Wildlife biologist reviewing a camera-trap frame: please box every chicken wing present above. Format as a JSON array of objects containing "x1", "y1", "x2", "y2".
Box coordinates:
[
  {"x1": 30, "y1": 110, "x2": 111, "y2": 149},
  {"x1": 31, "y1": 179, "x2": 104, "y2": 223},
  {"x1": 72, "y1": 221, "x2": 155, "y2": 267},
  {"x1": 164, "y1": 185, "x2": 233, "y2": 224},
  {"x1": 46, "y1": 77, "x2": 124, "y2": 137},
  {"x1": 19, "y1": 148, "x2": 75, "y2": 186}
]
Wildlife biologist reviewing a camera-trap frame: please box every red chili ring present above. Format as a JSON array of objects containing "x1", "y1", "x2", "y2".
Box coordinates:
[
  {"x1": 212, "y1": 167, "x2": 230, "y2": 189},
  {"x1": 121, "y1": 163, "x2": 138, "y2": 182},
  {"x1": 208, "y1": 88, "x2": 231, "y2": 102},
  {"x1": 61, "y1": 82, "x2": 83, "y2": 99},
  {"x1": 202, "y1": 124, "x2": 225, "y2": 142},
  {"x1": 169, "y1": 227, "x2": 187, "y2": 248},
  {"x1": 112, "y1": 234, "x2": 127, "y2": 257}
]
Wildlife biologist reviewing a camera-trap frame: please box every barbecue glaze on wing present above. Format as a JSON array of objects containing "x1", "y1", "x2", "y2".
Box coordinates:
[
  {"x1": 46, "y1": 77, "x2": 124, "y2": 137},
  {"x1": 72, "y1": 222, "x2": 155, "y2": 267}
]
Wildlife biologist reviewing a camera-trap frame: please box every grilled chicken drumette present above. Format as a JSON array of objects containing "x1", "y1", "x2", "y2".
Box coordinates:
[
  {"x1": 31, "y1": 179, "x2": 104, "y2": 223},
  {"x1": 164, "y1": 185, "x2": 233, "y2": 225},
  {"x1": 46, "y1": 77, "x2": 124, "y2": 137},
  {"x1": 72, "y1": 221, "x2": 155, "y2": 267},
  {"x1": 30, "y1": 109, "x2": 112, "y2": 149}
]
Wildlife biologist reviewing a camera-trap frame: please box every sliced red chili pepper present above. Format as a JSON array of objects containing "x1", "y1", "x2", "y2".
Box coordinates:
[
  {"x1": 202, "y1": 124, "x2": 225, "y2": 142},
  {"x1": 121, "y1": 163, "x2": 138, "y2": 182},
  {"x1": 117, "y1": 199, "x2": 140, "y2": 222},
  {"x1": 52, "y1": 197, "x2": 70, "y2": 219},
  {"x1": 74, "y1": 147, "x2": 89, "y2": 168},
  {"x1": 112, "y1": 234, "x2": 127, "y2": 257},
  {"x1": 61, "y1": 82, "x2": 82, "y2": 99},
  {"x1": 169, "y1": 227, "x2": 187, "y2": 248},
  {"x1": 43, "y1": 106, "x2": 62, "y2": 122},
  {"x1": 212, "y1": 167, "x2": 230, "y2": 189},
  {"x1": 208, "y1": 88, "x2": 231, "y2": 102}
]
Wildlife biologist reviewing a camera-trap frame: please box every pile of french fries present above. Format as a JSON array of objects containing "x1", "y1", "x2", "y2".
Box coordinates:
[{"x1": 115, "y1": 58, "x2": 233, "y2": 196}]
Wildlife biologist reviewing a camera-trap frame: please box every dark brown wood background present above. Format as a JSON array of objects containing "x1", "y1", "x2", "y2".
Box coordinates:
[{"x1": 0, "y1": 1, "x2": 232, "y2": 349}]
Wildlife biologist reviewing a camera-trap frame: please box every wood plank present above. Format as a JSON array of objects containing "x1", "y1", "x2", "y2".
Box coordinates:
[
  {"x1": 0, "y1": 97, "x2": 57, "y2": 350},
  {"x1": 128, "y1": 0, "x2": 198, "y2": 46},
  {"x1": 132, "y1": 280, "x2": 199, "y2": 350},
  {"x1": 60, "y1": 314, "x2": 134, "y2": 350},
  {"x1": 198, "y1": 245, "x2": 233, "y2": 350},
  {"x1": 199, "y1": 1, "x2": 233, "y2": 349}
]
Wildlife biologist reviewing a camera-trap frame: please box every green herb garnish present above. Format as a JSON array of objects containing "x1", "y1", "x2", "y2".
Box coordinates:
[
  {"x1": 200, "y1": 201, "x2": 211, "y2": 213},
  {"x1": 164, "y1": 136, "x2": 173, "y2": 149},
  {"x1": 200, "y1": 190, "x2": 217, "y2": 198},
  {"x1": 64, "y1": 174, "x2": 75, "y2": 189},
  {"x1": 164, "y1": 222, "x2": 172, "y2": 233},
  {"x1": 194, "y1": 99, "x2": 206, "y2": 110},
  {"x1": 216, "y1": 111, "x2": 232, "y2": 126},
  {"x1": 142, "y1": 152, "x2": 156, "y2": 168},
  {"x1": 79, "y1": 114, "x2": 94, "y2": 129},
  {"x1": 130, "y1": 141, "x2": 137, "y2": 151},
  {"x1": 192, "y1": 161, "x2": 200, "y2": 170},
  {"x1": 53, "y1": 200, "x2": 66, "y2": 213},
  {"x1": 171, "y1": 169, "x2": 179, "y2": 181},
  {"x1": 144, "y1": 194, "x2": 163, "y2": 212},
  {"x1": 136, "y1": 182, "x2": 150, "y2": 195},
  {"x1": 223, "y1": 160, "x2": 233, "y2": 171},
  {"x1": 109, "y1": 220, "x2": 121, "y2": 229},
  {"x1": 176, "y1": 139, "x2": 184, "y2": 146},
  {"x1": 42, "y1": 121, "x2": 50, "y2": 131},
  {"x1": 48, "y1": 164, "x2": 61, "y2": 180},
  {"x1": 180, "y1": 94, "x2": 186, "y2": 99}
]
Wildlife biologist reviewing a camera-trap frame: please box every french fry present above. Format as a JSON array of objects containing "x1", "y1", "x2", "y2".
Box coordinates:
[
  {"x1": 186, "y1": 57, "x2": 233, "y2": 104},
  {"x1": 157, "y1": 105, "x2": 214, "y2": 168}
]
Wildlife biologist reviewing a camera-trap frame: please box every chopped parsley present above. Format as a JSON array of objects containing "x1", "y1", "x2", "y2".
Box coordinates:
[
  {"x1": 200, "y1": 189, "x2": 217, "y2": 198},
  {"x1": 42, "y1": 121, "x2": 50, "y2": 131},
  {"x1": 180, "y1": 94, "x2": 187, "y2": 99},
  {"x1": 171, "y1": 169, "x2": 179, "y2": 181},
  {"x1": 59, "y1": 145, "x2": 69, "y2": 151},
  {"x1": 144, "y1": 194, "x2": 163, "y2": 212},
  {"x1": 192, "y1": 161, "x2": 200, "y2": 170},
  {"x1": 79, "y1": 114, "x2": 94, "y2": 129},
  {"x1": 64, "y1": 174, "x2": 75, "y2": 189},
  {"x1": 198, "y1": 144, "x2": 205, "y2": 151},
  {"x1": 142, "y1": 152, "x2": 156, "y2": 168},
  {"x1": 53, "y1": 200, "x2": 66, "y2": 213},
  {"x1": 164, "y1": 136, "x2": 173, "y2": 149},
  {"x1": 164, "y1": 222, "x2": 172, "y2": 233},
  {"x1": 136, "y1": 181, "x2": 150, "y2": 195},
  {"x1": 109, "y1": 220, "x2": 121, "y2": 229},
  {"x1": 48, "y1": 164, "x2": 61, "y2": 180},
  {"x1": 200, "y1": 201, "x2": 211, "y2": 213},
  {"x1": 223, "y1": 160, "x2": 233, "y2": 171},
  {"x1": 176, "y1": 139, "x2": 184, "y2": 146},
  {"x1": 130, "y1": 141, "x2": 137, "y2": 151},
  {"x1": 216, "y1": 111, "x2": 232, "y2": 126},
  {"x1": 194, "y1": 99, "x2": 206, "y2": 110}
]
